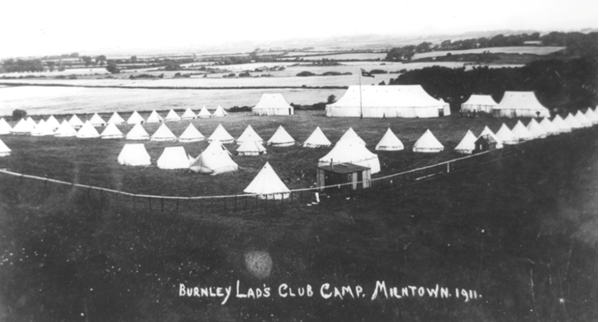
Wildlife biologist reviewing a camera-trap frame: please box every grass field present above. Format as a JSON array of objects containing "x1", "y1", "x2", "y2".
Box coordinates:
[
  {"x1": 412, "y1": 46, "x2": 565, "y2": 60},
  {"x1": 281, "y1": 53, "x2": 388, "y2": 60}
]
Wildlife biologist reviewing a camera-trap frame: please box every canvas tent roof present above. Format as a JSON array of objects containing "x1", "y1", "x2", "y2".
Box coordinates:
[
  {"x1": 127, "y1": 111, "x2": 145, "y2": 124},
  {"x1": 0, "y1": 118, "x2": 12, "y2": 135},
  {"x1": 157, "y1": 146, "x2": 191, "y2": 169},
  {"x1": 526, "y1": 119, "x2": 547, "y2": 139},
  {"x1": 551, "y1": 115, "x2": 571, "y2": 133},
  {"x1": 375, "y1": 128, "x2": 404, "y2": 151},
  {"x1": 0, "y1": 139, "x2": 11, "y2": 156},
  {"x1": 584, "y1": 108, "x2": 597, "y2": 124},
  {"x1": 303, "y1": 126, "x2": 332, "y2": 148},
  {"x1": 495, "y1": 123, "x2": 519, "y2": 145},
  {"x1": 150, "y1": 123, "x2": 177, "y2": 142},
  {"x1": 212, "y1": 106, "x2": 227, "y2": 117},
  {"x1": 46, "y1": 115, "x2": 61, "y2": 130},
  {"x1": 118, "y1": 143, "x2": 151, "y2": 166},
  {"x1": 11, "y1": 119, "x2": 35, "y2": 135},
  {"x1": 479, "y1": 126, "x2": 503, "y2": 148},
  {"x1": 76, "y1": 121, "x2": 101, "y2": 138},
  {"x1": 412, "y1": 129, "x2": 444, "y2": 153},
  {"x1": 564, "y1": 113, "x2": 583, "y2": 129},
  {"x1": 454, "y1": 130, "x2": 477, "y2": 154},
  {"x1": 237, "y1": 125, "x2": 263, "y2": 145},
  {"x1": 267, "y1": 126, "x2": 295, "y2": 147},
  {"x1": 181, "y1": 108, "x2": 197, "y2": 120},
  {"x1": 539, "y1": 117, "x2": 560, "y2": 136},
  {"x1": 511, "y1": 120, "x2": 534, "y2": 141},
  {"x1": 69, "y1": 114, "x2": 84, "y2": 128},
  {"x1": 108, "y1": 112, "x2": 126, "y2": 125},
  {"x1": 494, "y1": 92, "x2": 550, "y2": 118},
  {"x1": 189, "y1": 141, "x2": 238, "y2": 175},
  {"x1": 54, "y1": 120, "x2": 77, "y2": 137},
  {"x1": 178, "y1": 123, "x2": 205, "y2": 143},
  {"x1": 26, "y1": 117, "x2": 37, "y2": 128},
  {"x1": 252, "y1": 93, "x2": 294, "y2": 116},
  {"x1": 338, "y1": 127, "x2": 366, "y2": 146},
  {"x1": 100, "y1": 122, "x2": 124, "y2": 139},
  {"x1": 90, "y1": 113, "x2": 106, "y2": 127},
  {"x1": 574, "y1": 110, "x2": 592, "y2": 127},
  {"x1": 31, "y1": 120, "x2": 54, "y2": 136},
  {"x1": 207, "y1": 124, "x2": 235, "y2": 144},
  {"x1": 146, "y1": 110, "x2": 164, "y2": 123},
  {"x1": 461, "y1": 94, "x2": 497, "y2": 113},
  {"x1": 126, "y1": 123, "x2": 150, "y2": 140},
  {"x1": 318, "y1": 141, "x2": 381, "y2": 174},
  {"x1": 164, "y1": 109, "x2": 181, "y2": 122},
  {"x1": 244, "y1": 162, "x2": 290, "y2": 199},
  {"x1": 237, "y1": 140, "x2": 267, "y2": 156},
  {"x1": 197, "y1": 106, "x2": 212, "y2": 118}
]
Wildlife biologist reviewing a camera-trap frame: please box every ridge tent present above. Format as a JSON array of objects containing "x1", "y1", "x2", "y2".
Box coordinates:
[
  {"x1": 526, "y1": 119, "x2": 547, "y2": 139},
  {"x1": 207, "y1": 124, "x2": 235, "y2": 144},
  {"x1": 150, "y1": 123, "x2": 177, "y2": 142},
  {"x1": 77, "y1": 121, "x2": 101, "y2": 138},
  {"x1": 574, "y1": 110, "x2": 592, "y2": 128},
  {"x1": 212, "y1": 106, "x2": 228, "y2": 117},
  {"x1": 412, "y1": 129, "x2": 444, "y2": 153},
  {"x1": 164, "y1": 109, "x2": 181, "y2": 122},
  {"x1": 126, "y1": 111, "x2": 145, "y2": 125},
  {"x1": 495, "y1": 123, "x2": 519, "y2": 145},
  {"x1": 584, "y1": 108, "x2": 597, "y2": 124},
  {"x1": 244, "y1": 162, "x2": 290, "y2": 199},
  {"x1": 178, "y1": 123, "x2": 205, "y2": 143},
  {"x1": 493, "y1": 91, "x2": 550, "y2": 118},
  {"x1": 90, "y1": 113, "x2": 106, "y2": 127},
  {"x1": 375, "y1": 128, "x2": 404, "y2": 151},
  {"x1": 117, "y1": 144, "x2": 151, "y2": 166},
  {"x1": 303, "y1": 126, "x2": 332, "y2": 148},
  {"x1": 551, "y1": 115, "x2": 571, "y2": 133},
  {"x1": 326, "y1": 85, "x2": 449, "y2": 118},
  {"x1": 564, "y1": 113, "x2": 583, "y2": 129},
  {"x1": 189, "y1": 141, "x2": 238, "y2": 175},
  {"x1": 454, "y1": 130, "x2": 477, "y2": 154},
  {"x1": 146, "y1": 110, "x2": 164, "y2": 123},
  {"x1": 197, "y1": 106, "x2": 212, "y2": 118},
  {"x1": 0, "y1": 118, "x2": 12, "y2": 135},
  {"x1": 0, "y1": 139, "x2": 11, "y2": 157},
  {"x1": 479, "y1": 126, "x2": 503, "y2": 148},
  {"x1": 237, "y1": 140, "x2": 267, "y2": 156},
  {"x1": 539, "y1": 118, "x2": 560, "y2": 136},
  {"x1": 338, "y1": 127, "x2": 366, "y2": 146},
  {"x1": 69, "y1": 114, "x2": 84, "y2": 129},
  {"x1": 31, "y1": 120, "x2": 55, "y2": 136},
  {"x1": 181, "y1": 108, "x2": 197, "y2": 120},
  {"x1": 318, "y1": 141, "x2": 381, "y2": 174},
  {"x1": 126, "y1": 123, "x2": 150, "y2": 140},
  {"x1": 511, "y1": 120, "x2": 534, "y2": 142},
  {"x1": 100, "y1": 122, "x2": 124, "y2": 139},
  {"x1": 157, "y1": 146, "x2": 191, "y2": 169},
  {"x1": 107, "y1": 112, "x2": 126, "y2": 125},
  {"x1": 267, "y1": 126, "x2": 295, "y2": 147},
  {"x1": 54, "y1": 120, "x2": 77, "y2": 137},
  {"x1": 46, "y1": 115, "x2": 61, "y2": 130},
  {"x1": 11, "y1": 119, "x2": 35, "y2": 135},
  {"x1": 236, "y1": 125, "x2": 263, "y2": 145},
  {"x1": 252, "y1": 93, "x2": 294, "y2": 116},
  {"x1": 461, "y1": 94, "x2": 497, "y2": 113}
]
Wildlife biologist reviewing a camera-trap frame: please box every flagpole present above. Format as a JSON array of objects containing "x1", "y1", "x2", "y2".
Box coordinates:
[{"x1": 359, "y1": 69, "x2": 363, "y2": 119}]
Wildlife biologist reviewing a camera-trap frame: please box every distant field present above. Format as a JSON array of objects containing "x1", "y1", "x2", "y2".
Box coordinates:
[
  {"x1": 282, "y1": 53, "x2": 388, "y2": 60},
  {"x1": 0, "y1": 68, "x2": 109, "y2": 77},
  {"x1": 413, "y1": 46, "x2": 565, "y2": 60}
]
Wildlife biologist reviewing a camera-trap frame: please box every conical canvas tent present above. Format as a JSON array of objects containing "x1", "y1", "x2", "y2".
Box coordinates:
[
  {"x1": 551, "y1": 115, "x2": 571, "y2": 133},
  {"x1": 150, "y1": 123, "x2": 177, "y2": 142},
  {"x1": 455, "y1": 130, "x2": 477, "y2": 154},
  {"x1": 126, "y1": 123, "x2": 150, "y2": 140},
  {"x1": 564, "y1": 113, "x2": 583, "y2": 129},
  {"x1": 479, "y1": 126, "x2": 503, "y2": 148},
  {"x1": 539, "y1": 118, "x2": 560, "y2": 136},
  {"x1": 31, "y1": 120, "x2": 55, "y2": 136},
  {"x1": 267, "y1": 126, "x2": 295, "y2": 147},
  {"x1": 252, "y1": 93, "x2": 294, "y2": 116},
  {"x1": 244, "y1": 162, "x2": 290, "y2": 199},
  {"x1": 495, "y1": 123, "x2": 519, "y2": 145},
  {"x1": 493, "y1": 91, "x2": 550, "y2": 118},
  {"x1": 326, "y1": 85, "x2": 449, "y2": 118},
  {"x1": 584, "y1": 108, "x2": 597, "y2": 124},
  {"x1": 207, "y1": 124, "x2": 235, "y2": 144},
  {"x1": 412, "y1": 129, "x2": 444, "y2": 153},
  {"x1": 526, "y1": 119, "x2": 547, "y2": 139},
  {"x1": 54, "y1": 120, "x2": 77, "y2": 137},
  {"x1": 100, "y1": 122, "x2": 124, "y2": 139},
  {"x1": 118, "y1": 144, "x2": 151, "y2": 166},
  {"x1": 157, "y1": 146, "x2": 191, "y2": 169},
  {"x1": 90, "y1": 113, "x2": 106, "y2": 127},
  {"x1": 11, "y1": 119, "x2": 35, "y2": 135},
  {"x1": 46, "y1": 115, "x2": 61, "y2": 130},
  {"x1": 189, "y1": 141, "x2": 238, "y2": 175},
  {"x1": 69, "y1": 114, "x2": 84, "y2": 129},
  {"x1": 461, "y1": 94, "x2": 497, "y2": 113},
  {"x1": 26, "y1": 117, "x2": 37, "y2": 128},
  {"x1": 375, "y1": 128, "x2": 404, "y2": 151},
  {"x1": 237, "y1": 140, "x2": 267, "y2": 156},
  {"x1": 197, "y1": 106, "x2": 212, "y2": 118},
  {"x1": 146, "y1": 110, "x2": 163, "y2": 123},
  {"x1": 236, "y1": 125, "x2": 263, "y2": 145},
  {"x1": 574, "y1": 110, "x2": 592, "y2": 128},
  {"x1": 181, "y1": 108, "x2": 197, "y2": 120},
  {"x1": 164, "y1": 109, "x2": 181, "y2": 122},
  {"x1": 76, "y1": 121, "x2": 101, "y2": 138},
  {"x1": 107, "y1": 112, "x2": 126, "y2": 125},
  {"x1": 338, "y1": 127, "x2": 366, "y2": 146},
  {"x1": 212, "y1": 106, "x2": 227, "y2": 117},
  {"x1": 0, "y1": 118, "x2": 12, "y2": 135},
  {"x1": 127, "y1": 111, "x2": 145, "y2": 124},
  {"x1": 0, "y1": 139, "x2": 11, "y2": 157},
  {"x1": 511, "y1": 120, "x2": 534, "y2": 141},
  {"x1": 318, "y1": 141, "x2": 381, "y2": 174},
  {"x1": 303, "y1": 126, "x2": 332, "y2": 148},
  {"x1": 178, "y1": 123, "x2": 205, "y2": 143}
]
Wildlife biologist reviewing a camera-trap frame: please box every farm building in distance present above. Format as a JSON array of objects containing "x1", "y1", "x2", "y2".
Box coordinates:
[
  {"x1": 461, "y1": 94, "x2": 498, "y2": 113},
  {"x1": 325, "y1": 85, "x2": 450, "y2": 118},
  {"x1": 252, "y1": 94, "x2": 294, "y2": 116},
  {"x1": 493, "y1": 91, "x2": 551, "y2": 118}
]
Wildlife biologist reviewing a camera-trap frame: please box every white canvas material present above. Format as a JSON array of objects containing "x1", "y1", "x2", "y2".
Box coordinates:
[
  {"x1": 237, "y1": 140, "x2": 267, "y2": 156},
  {"x1": 454, "y1": 130, "x2": 477, "y2": 154},
  {"x1": 375, "y1": 128, "x2": 404, "y2": 151},
  {"x1": 574, "y1": 110, "x2": 592, "y2": 128},
  {"x1": 551, "y1": 115, "x2": 571, "y2": 133},
  {"x1": 0, "y1": 118, "x2": 12, "y2": 135},
  {"x1": 100, "y1": 122, "x2": 124, "y2": 139},
  {"x1": 252, "y1": 94, "x2": 294, "y2": 116},
  {"x1": 181, "y1": 108, "x2": 197, "y2": 120},
  {"x1": 539, "y1": 118, "x2": 560, "y2": 136},
  {"x1": 267, "y1": 126, "x2": 295, "y2": 147},
  {"x1": 584, "y1": 109, "x2": 597, "y2": 124},
  {"x1": 511, "y1": 120, "x2": 534, "y2": 141},
  {"x1": 157, "y1": 146, "x2": 190, "y2": 169},
  {"x1": 126, "y1": 123, "x2": 150, "y2": 140},
  {"x1": 244, "y1": 162, "x2": 290, "y2": 199},
  {"x1": 495, "y1": 123, "x2": 519, "y2": 145},
  {"x1": 46, "y1": 115, "x2": 61, "y2": 130},
  {"x1": 77, "y1": 121, "x2": 101, "y2": 138},
  {"x1": 150, "y1": 123, "x2": 177, "y2": 142},
  {"x1": 413, "y1": 129, "x2": 444, "y2": 153},
  {"x1": 11, "y1": 119, "x2": 35, "y2": 135},
  {"x1": 146, "y1": 110, "x2": 163, "y2": 123},
  {"x1": 54, "y1": 120, "x2": 77, "y2": 137},
  {"x1": 118, "y1": 143, "x2": 151, "y2": 166},
  {"x1": 237, "y1": 125, "x2": 263, "y2": 145},
  {"x1": 0, "y1": 139, "x2": 11, "y2": 156},
  {"x1": 164, "y1": 109, "x2": 181, "y2": 122},
  {"x1": 319, "y1": 141, "x2": 381, "y2": 174},
  {"x1": 126, "y1": 111, "x2": 145, "y2": 124},
  {"x1": 338, "y1": 127, "x2": 366, "y2": 146},
  {"x1": 326, "y1": 85, "x2": 449, "y2": 118},
  {"x1": 178, "y1": 123, "x2": 205, "y2": 143},
  {"x1": 197, "y1": 106, "x2": 212, "y2": 118},
  {"x1": 69, "y1": 114, "x2": 84, "y2": 129},
  {"x1": 526, "y1": 119, "x2": 547, "y2": 139},
  {"x1": 564, "y1": 113, "x2": 583, "y2": 129},
  {"x1": 107, "y1": 112, "x2": 126, "y2": 125},
  {"x1": 26, "y1": 117, "x2": 37, "y2": 128},
  {"x1": 461, "y1": 95, "x2": 497, "y2": 113},
  {"x1": 479, "y1": 126, "x2": 503, "y2": 148},
  {"x1": 303, "y1": 126, "x2": 332, "y2": 148},
  {"x1": 89, "y1": 113, "x2": 106, "y2": 127},
  {"x1": 207, "y1": 124, "x2": 235, "y2": 144},
  {"x1": 493, "y1": 91, "x2": 550, "y2": 118},
  {"x1": 31, "y1": 120, "x2": 54, "y2": 136},
  {"x1": 212, "y1": 106, "x2": 227, "y2": 117},
  {"x1": 189, "y1": 141, "x2": 238, "y2": 175}
]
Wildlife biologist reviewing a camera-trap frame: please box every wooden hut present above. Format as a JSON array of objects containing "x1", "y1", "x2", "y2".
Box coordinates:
[{"x1": 316, "y1": 162, "x2": 371, "y2": 192}]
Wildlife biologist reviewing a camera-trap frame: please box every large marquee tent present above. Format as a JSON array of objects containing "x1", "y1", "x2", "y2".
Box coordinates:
[
  {"x1": 252, "y1": 94, "x2": 294, "y2": 116},
  {"x1": 461, "y1": 95, "x2": 498, "y2": 113},
  {"x1": 493, "y1": 92, "x2": 550, "y2": 118}
]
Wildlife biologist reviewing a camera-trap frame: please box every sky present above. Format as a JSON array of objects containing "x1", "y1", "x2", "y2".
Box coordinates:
[{"x1": 0, "y1": 0, "x2": 596, "y2": 58}]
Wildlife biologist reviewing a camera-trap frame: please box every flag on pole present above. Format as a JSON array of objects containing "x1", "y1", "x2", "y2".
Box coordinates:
[{"x1": 361, "y1": 69, "x2": 375, "y2": 78}]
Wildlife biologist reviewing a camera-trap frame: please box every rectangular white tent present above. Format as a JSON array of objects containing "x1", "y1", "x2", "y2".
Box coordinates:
[
  {"x1": 493, "y1": 91, "x2": 550, "y2": 118},
  {"x1": 252, "y1": 93, "x2": 294, "y2": 116}
]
